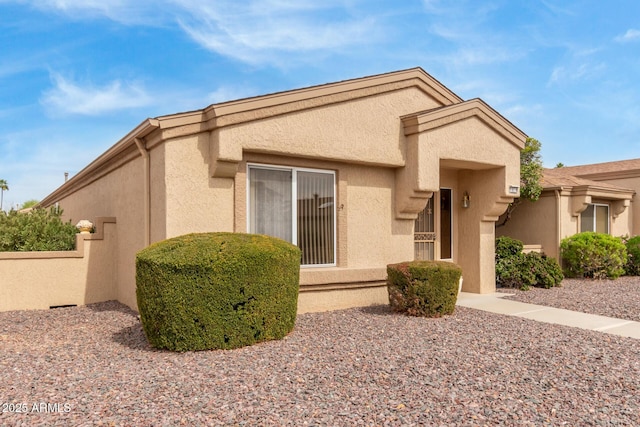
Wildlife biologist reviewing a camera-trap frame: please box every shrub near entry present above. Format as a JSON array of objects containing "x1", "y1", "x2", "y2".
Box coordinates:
[
  {"x1": 624, "y1": 235, "x2": 640, "y2": 276},
  {"x1": 135, "y1": 233, "x2": 301, "y2": 351},
  {"x1": 387, "y1": 260, "x2": 462, "y2": 317},
  {"x1": 560, "y1": 232, "x2": 627, "y2": 279},
  {"x1": 495, "y1": 236, "x2": 563, "y2": 290}
]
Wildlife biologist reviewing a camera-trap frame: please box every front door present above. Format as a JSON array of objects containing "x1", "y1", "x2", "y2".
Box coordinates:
[{"x1": 414, "y1": 189, "x2": 453, "y2": 260}]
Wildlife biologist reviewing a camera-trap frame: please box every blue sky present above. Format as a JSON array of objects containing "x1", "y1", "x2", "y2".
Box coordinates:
[{"x1": 1, "y1": 0, "x2": 639, "y2": 209}]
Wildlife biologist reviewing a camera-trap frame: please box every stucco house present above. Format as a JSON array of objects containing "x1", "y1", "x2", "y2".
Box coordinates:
[
  {"x1": 40, "y1": 67, "x2": 526, "y2": 313},
  {"x1": 497, "y1": 159, "x2": 639, "y2": 261}
]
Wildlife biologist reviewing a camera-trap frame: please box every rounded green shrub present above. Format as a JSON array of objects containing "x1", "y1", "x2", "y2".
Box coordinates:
[
  {"x1": 495, "y1": 236, "x2": 524, "y2": 261},
  {"x1": 387, "y1": 260, "x2": 462, "y2": 317},
  {"x1": 560, "y1": 232, "x2": 627, "y2": 279},
  {"x1": 136, "y1": 232, "x2": 301, "y2": 351},
  {"x1": 496, "y1": 252, "x2": 563, "y2": 290},
  {"x1": 625, "y1": 235, "x2": 640, "y2": 276},
  {"x1": 495, "y1": 236, "x2": 563, "y2": 290}
]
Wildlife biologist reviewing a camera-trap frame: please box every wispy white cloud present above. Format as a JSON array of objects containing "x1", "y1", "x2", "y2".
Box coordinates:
[
  {"x1": 24, "y1": 0, "x2": 163, "y2": 24},
  {"x1": 40, "y1": 73, "x2": 152, "y2": 116},
  {"x1": 172, "y1": 0, "x2": 380, "y2": 65},
  {"x1": 615, "y1": 28, "x2": 640, "y2": 43},
  {"x1": 548, "y1": 62, "x2": 607, "y2": 86},
  {"x1": 13, "y1": 0, "x2": 383, "y2": 66}
]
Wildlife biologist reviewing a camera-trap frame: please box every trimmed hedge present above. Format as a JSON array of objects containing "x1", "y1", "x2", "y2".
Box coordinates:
[
  {"x1": 136, "y1": 232, "x2": 301, "y2": 352},
  {"x1": 495, "y1": 236, "x2": 563, "y2": 290},
  {"x1": 560, "y1": 232, "x2": 626, "y2": 279},
  {"x1": 624, "y1": 235, "x2": 640, "y2": 276},
  {"x1": 387, "y1": 260, "x2": 462, "y2": 317}
]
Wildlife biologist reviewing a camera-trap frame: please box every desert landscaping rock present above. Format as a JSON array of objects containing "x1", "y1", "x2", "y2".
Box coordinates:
[
  {"x1": 1, "y1": 278, "x2": 639, "y2": 425},
  {"x1": 499, "y1": 277, "x2": 640, "y2": 322}
]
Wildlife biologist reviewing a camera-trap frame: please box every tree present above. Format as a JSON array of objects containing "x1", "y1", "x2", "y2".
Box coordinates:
[
  {"x1": 0, "y1": 179, "x2": 8, "y2": 211},
  {"x1": 555, "y1": 162, "x2": 565, "y2": 168},
  {"x1": 20, "y1": 199, "x2": 39, "y2": 209},
  {"x1": 496, "y1": 137, "x2": 543, "y2": 227}
]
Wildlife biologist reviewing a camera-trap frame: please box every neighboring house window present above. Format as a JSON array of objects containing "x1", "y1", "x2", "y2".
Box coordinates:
[
  {"x1": 580, "y1": 203, "x2": 609, "y2": 234},
  {"x1": 248, "y1": 164, "x2": 336, "y2": 266}
]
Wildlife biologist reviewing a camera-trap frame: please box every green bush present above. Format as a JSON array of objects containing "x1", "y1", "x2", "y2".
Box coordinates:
[
  {"x1": 560, "y1": 232, "x2": 627, "y2": 279},
  {"x1": 136, "y1": 232, "x2": 301, "y2": 352},
  {"x1": 387, "y1": 260, "x2": 462, "y2": 317},
  {"x1": 0, "y1": 207, "x2": 77, "y2": 251},
  {"x1": 624, "y1": 235, "x2": 640, "y2": 276},
  {"x1": 495, "y1": 237, "x2": 563, "y2": 290},
  {"x1": 495, "y1": 236, "x2": 524, "y2": 261}
]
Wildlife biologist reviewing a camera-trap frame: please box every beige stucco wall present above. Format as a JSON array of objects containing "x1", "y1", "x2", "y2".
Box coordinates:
[
  {"x1": 497, "y1": 193, "x2": 560, "y2": 258},
  {"x1": 212, "y1": 86, "x2": 440, "y2": 171},
  {"x1": 163, "y1": 133, "x2": 235, "y2": 238},
  {"x1": 0, "y1": 220, "x2": 116, "y2": 312},
  {"x1": 56, "y1": 156, "x2": 146, "y2": 309},
  {"x1": 593, "y1": 176, "x2": 639, "y2": 236}
]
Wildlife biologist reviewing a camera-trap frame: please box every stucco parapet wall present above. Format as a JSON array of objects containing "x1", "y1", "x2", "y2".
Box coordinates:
[
  {"x1": 152, "y1": 68, "x2": 461, "y2": 139},
  {"x1": 401, "y1": 99, "x2": 526, "y2": 149},
  {"x1": 0, "y1": 217, "x2": 116, "y2": 260},
  {"x1": 204, "y1": 69, "x2": 464, "y2": 178},
  {"x1": 395, "y1": 99, "x2": 526, "y2": 219}
]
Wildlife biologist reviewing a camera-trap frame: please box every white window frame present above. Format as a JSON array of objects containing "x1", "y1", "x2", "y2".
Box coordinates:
[
  {"x1": 246, "y1": 163, "x2": 337, "y2": 268},
  {"x1": 580, "y1": 203, "x2": 610, "y2": 234}
]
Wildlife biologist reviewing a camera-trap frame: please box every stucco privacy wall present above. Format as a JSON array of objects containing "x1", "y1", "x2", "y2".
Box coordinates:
[
  {"x1": 50, "y1": 153, "x2": 149, "y2": 309},
  {"x1": 497, "y1": 195, "x2": 562, "y2": 259},
  {"x1": 38, "y1": 68, "x2": 525, "y2": 312},
  {"x1": 0, "y1": 218, "x2": 116, "y2": 312}
]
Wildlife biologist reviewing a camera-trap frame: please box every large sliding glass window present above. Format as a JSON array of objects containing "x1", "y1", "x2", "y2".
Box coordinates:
[
  {"x1": 580, "y1": 203, "x2": 609, "y2": 234},
  {"x1": 248, "y1": 164, "x2": 336, "y2": 266}
]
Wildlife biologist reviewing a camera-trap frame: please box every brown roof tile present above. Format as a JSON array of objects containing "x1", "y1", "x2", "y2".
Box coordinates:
[
  {"x1": 552, "y1": 158, "x2": 640, "y2": 177},
  {"x1": 541, "y1": 168, "x2": 626, "y2": 190}
]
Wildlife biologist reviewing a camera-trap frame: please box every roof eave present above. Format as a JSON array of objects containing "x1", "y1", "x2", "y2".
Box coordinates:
[{"x1": 39, "y1": 118, "x2": 160, "y2": 207}]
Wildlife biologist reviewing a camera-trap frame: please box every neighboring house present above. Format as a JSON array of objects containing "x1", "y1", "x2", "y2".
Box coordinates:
[
  {"x1": 497, "y1": 159, "x2": 639, "y2": 261},
  {"x1": 40, "y1": 68, "x2": 525, "y2": 313}
]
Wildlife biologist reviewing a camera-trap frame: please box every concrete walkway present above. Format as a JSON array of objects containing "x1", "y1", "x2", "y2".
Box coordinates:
[{"x1": 456, "y1": 292, "x2": 640, "y2": 339}]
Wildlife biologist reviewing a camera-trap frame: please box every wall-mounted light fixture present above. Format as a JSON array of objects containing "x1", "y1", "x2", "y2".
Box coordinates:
[
  {"x1": 462, "y1": 191, "x2": 470, "y2": 208},
  {"x1": 509, "y1": 185, "x2": 519, "y2": 195}
]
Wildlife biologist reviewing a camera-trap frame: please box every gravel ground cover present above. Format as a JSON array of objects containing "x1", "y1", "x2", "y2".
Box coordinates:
[
  {"x1": 498, "y1": 276, "x2": 640, "y2": 322},
  {"x1": 0, "y1": 281, "x2": 638, "y2": 426}
]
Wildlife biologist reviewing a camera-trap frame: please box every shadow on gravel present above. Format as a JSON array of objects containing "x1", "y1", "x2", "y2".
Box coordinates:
[
  {"x1": 112, "y1": 323, "x2": 156, "y2": 352},
  {"x1": 86, "y1": 300, "x2": 138, "y2": 316},
  {"x1": 358, "y1": 304, "x2": 395, "y2": 316}
]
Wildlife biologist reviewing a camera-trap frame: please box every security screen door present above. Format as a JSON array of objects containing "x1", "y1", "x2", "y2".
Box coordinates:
[{"x1": 414, "y1": 189, "x2": 452, "y2": 260}]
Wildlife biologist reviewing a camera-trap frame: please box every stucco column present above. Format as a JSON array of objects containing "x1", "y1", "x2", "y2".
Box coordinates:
[
  {"x1": 458, "y1": 168, "x2": 513, "y2": 294},
  {"x1": 458, "y1": 218, "x2": 498, "y2": 294}
]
